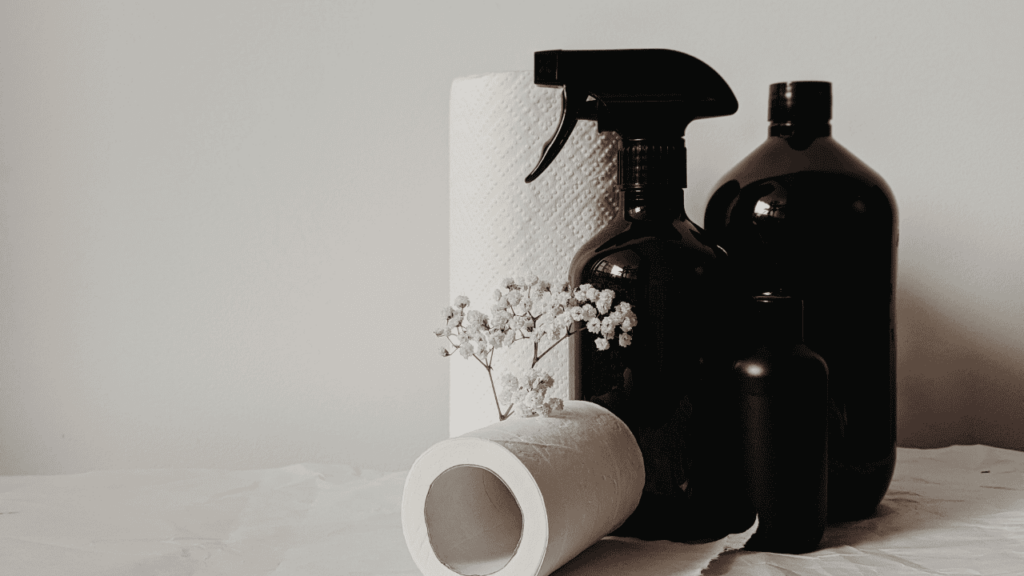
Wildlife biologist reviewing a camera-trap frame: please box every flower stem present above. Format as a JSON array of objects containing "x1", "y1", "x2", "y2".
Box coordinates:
[
  {"x1": 485, "y1": 367, "x2": 506, "y2": 421},
  {"x1": 535, "y1": 332, "x2": 570, "y2": 364}
]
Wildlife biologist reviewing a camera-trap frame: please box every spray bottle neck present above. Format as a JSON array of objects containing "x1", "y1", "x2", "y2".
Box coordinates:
[{"x1": 618, "y1": 138, "x2": 687, "y2": 221}]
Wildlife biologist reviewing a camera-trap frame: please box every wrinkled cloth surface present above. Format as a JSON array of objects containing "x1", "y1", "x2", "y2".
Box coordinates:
[{"x1": 0, "y1": 445, "x2": 1021, "y2": 575}]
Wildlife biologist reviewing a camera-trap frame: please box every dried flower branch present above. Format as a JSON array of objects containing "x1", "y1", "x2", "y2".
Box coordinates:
[{"x1": 436, "y1": 275, "x2": 636, "y2": 421}]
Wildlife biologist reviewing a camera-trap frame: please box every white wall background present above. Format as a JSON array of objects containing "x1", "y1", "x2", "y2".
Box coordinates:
[{"x1": 1, "y1": 0, "x2": 1022, "y2": 475}]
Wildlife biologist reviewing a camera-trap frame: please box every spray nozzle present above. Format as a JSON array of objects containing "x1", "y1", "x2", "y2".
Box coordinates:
[{"x1": 525, "y1": 49, "x2": 738, "y2": 184}]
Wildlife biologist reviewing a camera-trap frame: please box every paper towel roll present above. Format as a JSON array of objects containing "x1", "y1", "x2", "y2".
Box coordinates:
[
  {"x1": 402, "y1": 401, "x2": 644, "y2": 576},
  {"x1": 449, "y1": 72, "x2": 620, "y2": 437}
]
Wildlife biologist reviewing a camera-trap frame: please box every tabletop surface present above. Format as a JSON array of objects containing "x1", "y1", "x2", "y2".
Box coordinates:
[{"x1": 1, "y1": 445, "x2": 1022, "y2": 575}]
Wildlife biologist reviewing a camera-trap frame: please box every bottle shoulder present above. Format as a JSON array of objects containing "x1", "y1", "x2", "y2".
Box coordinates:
[
  {"x1": 570, "y1": 218, "x2": 724, "y2": 273},
  {"x1": 709, "y1": 137, "x2": 896, "y2": 212},
  {"x1": 568, "y1": 217, "x2": 734, "y2": 292},
  {"x1": 733, "y1": 343, "x2": 829, "y2": 393},
  {"x1": 705, "y1": 137, "x2": 898, "y2": 238}
]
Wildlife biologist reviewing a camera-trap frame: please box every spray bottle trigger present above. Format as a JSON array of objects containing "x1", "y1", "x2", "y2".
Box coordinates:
[{"x1": 525, "y1": 86, "x2": 589, "y2": 183}]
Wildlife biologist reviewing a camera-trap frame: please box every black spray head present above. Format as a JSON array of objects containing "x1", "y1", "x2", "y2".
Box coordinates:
[{"x1": 525, "y1": 49, "x2": 737, "y2": 183}]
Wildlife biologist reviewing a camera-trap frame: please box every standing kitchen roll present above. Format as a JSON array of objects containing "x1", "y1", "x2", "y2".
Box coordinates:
[
  {"x1": 449, "y1": 72, "x2": 619, "y2": 437},
  {"x1": 402, "y1": 401, "x2": 644, "y2": 576}
]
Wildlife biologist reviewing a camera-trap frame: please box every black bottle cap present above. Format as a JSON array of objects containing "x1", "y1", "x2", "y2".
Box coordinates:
[{"x1": 769, "y1": 81, "x2": 831, "y2": 123}]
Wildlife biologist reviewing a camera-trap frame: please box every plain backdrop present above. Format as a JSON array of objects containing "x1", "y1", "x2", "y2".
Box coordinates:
[{"x1": 1, "y1": 1, "x2": 1022, "y2": 475}]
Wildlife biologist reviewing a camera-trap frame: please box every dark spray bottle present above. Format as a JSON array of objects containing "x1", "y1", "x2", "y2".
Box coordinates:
[
  {"x1": 733, "y1": 295, "x2": 828, "y2": 553},
  {"x1": 525, "y1": 49, "x2": 754, "y2": 541},
  {"x1": 705, "y1": 82, "x2": 898, "y2": 521}
]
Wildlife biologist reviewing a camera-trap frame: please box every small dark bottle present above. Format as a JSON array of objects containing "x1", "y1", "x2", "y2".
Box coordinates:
[
  {"x1": 705, "y1": 82, "x2": 898, "y2": 521},
  {"x1": 734, "y1": 295, "x2": 828, "y2": 554}
]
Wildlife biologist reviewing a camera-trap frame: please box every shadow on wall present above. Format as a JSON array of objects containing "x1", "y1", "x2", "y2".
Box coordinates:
[{"x1": 897, "y1": 286, "x2": 1024, "y2": 451}]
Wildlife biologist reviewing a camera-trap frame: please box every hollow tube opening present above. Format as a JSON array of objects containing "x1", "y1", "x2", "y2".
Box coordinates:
[{"x1": 424, "y1": 465, "x2": 524, "y2": 575}]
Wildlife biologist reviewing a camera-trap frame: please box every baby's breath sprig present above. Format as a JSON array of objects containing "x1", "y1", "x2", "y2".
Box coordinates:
[{"x1": 436, "y1": 274, "x2": 636, "y2": 421}]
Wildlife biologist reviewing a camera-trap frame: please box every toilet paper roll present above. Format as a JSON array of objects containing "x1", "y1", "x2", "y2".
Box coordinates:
[
  {"x1": 402, "y1": 401, "x2": 644, "y2": 576},
  {"x1": 449, "y1": 72, "x2": 620, "y2": 437}
]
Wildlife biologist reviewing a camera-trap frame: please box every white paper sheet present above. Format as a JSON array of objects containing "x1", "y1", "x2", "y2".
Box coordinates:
[{"x1": 1, "y1": 445, "x2": 1021, "y2": 575}]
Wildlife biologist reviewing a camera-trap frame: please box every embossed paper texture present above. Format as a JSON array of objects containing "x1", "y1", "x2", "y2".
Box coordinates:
[{"x1": 449, "y1": 72, "x2": 619, "y2": 437}]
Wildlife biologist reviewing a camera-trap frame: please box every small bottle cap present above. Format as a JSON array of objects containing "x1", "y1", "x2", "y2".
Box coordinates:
[{"x1": 769, "y1": 81, "x2": 831, "y2": 123}]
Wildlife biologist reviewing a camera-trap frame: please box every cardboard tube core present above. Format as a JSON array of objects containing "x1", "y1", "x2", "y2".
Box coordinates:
[{"x1": 424, "y1": 465, "x2": 524, "y2": 575}]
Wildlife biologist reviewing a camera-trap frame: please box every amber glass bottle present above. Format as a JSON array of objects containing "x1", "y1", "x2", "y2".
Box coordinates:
[
  {"x1": 704, "y1": 81, "x2": 898, "y2": 521},
  {"x1": 570, "y1": 139, "x2": 753, "y2": 541},
  {"x1": 523, "y1": 49, "x2": 755, "y2": 541}
]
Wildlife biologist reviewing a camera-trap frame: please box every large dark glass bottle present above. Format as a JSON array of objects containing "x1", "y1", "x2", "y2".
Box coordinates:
[
  {"x1": 733, "y1": 295, "x2": 828, "y2": 553},
  {"x1": 704, "y1": 81, "x2": 898, "y2": 521},
  {"x1": 570, "y1": 138, "x2": 754, "y2": 542}
]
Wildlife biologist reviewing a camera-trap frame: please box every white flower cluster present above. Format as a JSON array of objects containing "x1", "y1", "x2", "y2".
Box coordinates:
[
  {"x1": 437, "y1": 277, "x2": 637, "y2": 360},
  {"x1": 437, "y1": 298, "x2": 493, "y2": 360},
  {"x1": 436, "y1": 274, "x2": 636, "y2": 420},
  {"x1": 569, "y1": 283, "x2": 637, "y2": 351},
  {"x1": 498, "y1": 370, "x2": 564, "y2": 418}
]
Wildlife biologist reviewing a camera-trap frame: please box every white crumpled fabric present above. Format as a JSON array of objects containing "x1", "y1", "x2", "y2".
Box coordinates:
[
  {"x1": 0, "y1": 445, "x2": 1021, "y2": 575},
  {"x1": 704, "y1": 445, "x2": 1024, "y2": 575},
  {"x1": 0, "y1": 465, "x2": 414, "y2": 575}
]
